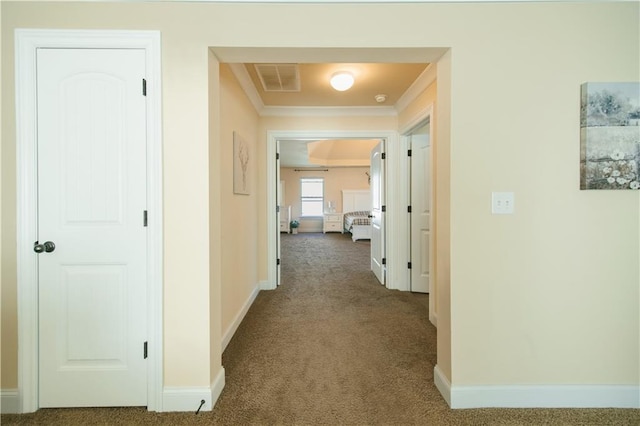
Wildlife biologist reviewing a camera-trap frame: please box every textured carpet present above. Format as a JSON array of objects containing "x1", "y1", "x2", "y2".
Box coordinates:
[{"x1": 2, "y1": 232, "x2": 639, "y2": 425}]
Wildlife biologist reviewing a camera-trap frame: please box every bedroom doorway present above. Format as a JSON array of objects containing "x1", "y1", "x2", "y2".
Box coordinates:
[{"x1": 267, "y1": 131, "x2": 393, "y2": 290}]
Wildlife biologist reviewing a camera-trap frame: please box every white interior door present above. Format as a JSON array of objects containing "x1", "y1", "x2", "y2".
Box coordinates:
[
  {"x1": 276, "y1": 141, "x2": 282, "y2": 286},
  {"x1": 370, "y1": 141, "x2": 385, "y2": 285},
  {"x1": 410, "y1": 125, "x2": 431, "y2": 293},
  {"x1": 37, "y1": 48, "x2": 148, "y2": 407}
]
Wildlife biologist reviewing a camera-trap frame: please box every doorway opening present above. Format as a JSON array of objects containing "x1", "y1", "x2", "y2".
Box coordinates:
[
  {"x1": 266, "y1": 131, "x2": 396, "y2": 291},
  {"x1": 211, "y1": 46, "x2": 452, "y2": 405},
  {"x1": 275, "y1": 137, "x2": 385, "y2": 287},
  {"x1": 403, "y1": 112, "x2": 437, "y2": 327}
]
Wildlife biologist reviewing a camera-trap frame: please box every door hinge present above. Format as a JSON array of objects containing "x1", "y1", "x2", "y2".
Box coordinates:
[
  {"x1": 408, "y1": 149, "x2": 412, "y2": 157},
  {"x1": 142, "y1": 79, "x2": 147, "y2": 96},
  {"x1": 276, "y1": 205, "x2": 280, "y2": 213},
  {"x1": 143, "y1": 210, "x2": 148, "y2": 227},
  {"x1": 381, "y1": 152, "x2": 386, "y2": 160},
  {"x1": 277, "y1": 258, "x2": 281, "y2": 265},
  {"x1": 408, "y1": 262, "x2": 412, "y2": 269},
  {"x1": 382, "y1": 258, "x2": 387, "y2": 265},
  {"x1": 143, "y1": 341, "x2": 148, "y2": 359},
  {"x1": 381, "y1": 205, "x2": 386, "y2": 212},
  {"x1": 408, "y1": 206, "x2": 412, "y2": 213},
  {"x1": 276, "y1": 153, "x2": 280, "y2": 160}
]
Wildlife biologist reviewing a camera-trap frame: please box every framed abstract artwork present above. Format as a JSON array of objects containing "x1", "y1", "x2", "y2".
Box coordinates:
[
  {"x1": 580, "y1": 82, "x2": 640, "y2": 190},
  {"x1": 233, "y1": 131, "x2": 250, "y2": 195}
]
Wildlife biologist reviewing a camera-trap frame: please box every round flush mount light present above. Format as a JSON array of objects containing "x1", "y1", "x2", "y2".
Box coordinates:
[{"x1": 330, "y1": 72, "x2": 355, "y2": 91}]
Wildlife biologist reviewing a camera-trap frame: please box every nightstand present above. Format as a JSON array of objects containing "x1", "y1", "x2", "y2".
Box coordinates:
[{"x1": 323, "y1": 212, "x2": 343, "y2": 233}]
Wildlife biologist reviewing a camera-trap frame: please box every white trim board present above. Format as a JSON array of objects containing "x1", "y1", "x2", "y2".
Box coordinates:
[
  {"x1": 14, "y1": 29, "x2": 163, "y2": 413},
  {"x1": 1, "y1": 389, "x2": 20, "y2": 414},
  {"x1": 259, "y1": 279, "x2": 271, "y2": 290},
  {"x1": 401, "y1": 105, "x2": 436, "y2": 323},
  {"x1": 222, "y1": 285, "x2": 260, "y2": 352},
  {"x1": 162, "y1": 368, "x2": 225, "y2": 413},
  {"x1": 266, "y1": 130, "x2": 403, "y2": 291},
  {"x1": 434, "y1": 365, "x2": 640, "y2": 409}
]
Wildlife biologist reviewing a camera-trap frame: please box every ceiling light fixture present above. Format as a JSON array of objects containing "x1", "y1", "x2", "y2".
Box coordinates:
[
  {"x1": 330, "y1": 72, "x2": 355, "y2": 91},
  {"x1": 374, "y1": 94, "x2": 387, "y2": 103}
]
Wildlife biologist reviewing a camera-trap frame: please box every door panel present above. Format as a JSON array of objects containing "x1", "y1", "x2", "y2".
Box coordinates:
[
  {"x1": 63, "y1": 265, "x2": 127, "y2": 363},
  {"x1": 370, "y1": 141, "x2": 385, "y2": 285},
  {"x1": 37, "y1": 48, "x2": 147, "y2": 407}
]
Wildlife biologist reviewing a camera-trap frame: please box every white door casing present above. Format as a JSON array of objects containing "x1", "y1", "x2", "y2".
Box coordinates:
[
  {"x1": 16, "y1": 29, "x2": 163, "y2": 413},
  {"x1": 37, "y1": 48, "x2": 148, "y2": 407},
  {"x1": 410, "y1": 126, "x2": 430, "y2": 294},
  {"x1": 266, "y1": 131, "x2": 398, "y2": 291},
  {"x1": 400, "y1": 105, "x2": 436, "y2": 324},
  {"x1": 370, "y1": 141, "x2": 385, "y2": 285}
]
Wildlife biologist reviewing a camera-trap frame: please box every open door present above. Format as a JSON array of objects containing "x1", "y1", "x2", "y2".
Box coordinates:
[
  {"x1": 276, "y1": 140, "x2": 282, "y2": 286},
  {"x1": 370, "y1": 141, "x2": 385, "y2": 285},
  {"x1": 410, "y1": 123, "x2": 430, "y2": 293}
]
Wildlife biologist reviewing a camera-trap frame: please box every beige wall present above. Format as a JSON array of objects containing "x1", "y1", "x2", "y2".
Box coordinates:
[
  {"x1": 446, "y1": 7, "x2": 638, "y2": 384},
  {"x1": 1, "y1": 1, "x2": 638, "y2": 400},
  {"x1": 281, "y1": 166, "x2": 371, "y2": 231},
  {"x1": 207, "y1": 51, "x2": 224, "y2": 389},
  {"x1": 435, "y1": 53, "x2": 452, "y2": 381},
  {"x1": 397, "y1": 75, "x2": 446, "y2": 373},
  {"x1": 218, "y1": 64, "x2": 260, "y2": 337}
]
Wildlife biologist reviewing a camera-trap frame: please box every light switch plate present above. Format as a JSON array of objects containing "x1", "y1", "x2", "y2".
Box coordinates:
[{"x1": 492, "y1": 192, "x2": 515, "y2": 214}]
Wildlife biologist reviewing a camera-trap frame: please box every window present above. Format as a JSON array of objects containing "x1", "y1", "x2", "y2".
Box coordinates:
[{"x1": 300, "y1": 178, "x2": 324, "y2": 217}]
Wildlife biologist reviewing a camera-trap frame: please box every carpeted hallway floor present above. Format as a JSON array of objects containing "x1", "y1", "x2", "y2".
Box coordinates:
[{"x1": 2, "y1": 232, "x2": 639, "y2": 425}]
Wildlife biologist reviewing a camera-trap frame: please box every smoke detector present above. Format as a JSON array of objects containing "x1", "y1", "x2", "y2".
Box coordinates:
[{"x1": 374, "y1": 94, "x2": 387, "y2": 103}]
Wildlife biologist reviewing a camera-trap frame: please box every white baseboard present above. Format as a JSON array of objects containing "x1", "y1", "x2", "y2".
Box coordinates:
[
  {"x1": 2, "y1": 373, "x2": 227, "y2": 414},
  {"x1": 222, "y1": 285, "x2": 260, "y2": 352},
  {"x1": 429, "y1": 311, "x2": 437, "y2": 328},
  {"x1": 1, "y1": 389, "x2": 19, "y2": 414},
  {"x1": 434, "y1": 365, "x2": 452, "y2": 407},
  {"x1": 450, "y1": 383, "x2": 640, "y2": 409},
  {"x1": 162, "y1": 377, "x2": 219, "y2": 413},
  {"x1": 162, "y1": 367, "x2": 225, "y2": 412},
  {"x1": 259, "y1": 279, "x2": 273, "y2": 290},
  {"x1": 433, "y1": 365, "x2": 640, "y2": 409},
  {"x1": 210, "y1": 367, "x2": 225, "y2": 408}
]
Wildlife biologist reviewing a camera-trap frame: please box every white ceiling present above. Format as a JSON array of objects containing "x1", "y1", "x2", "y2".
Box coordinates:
[
  {"x1": 279, "y1": 139, "x2": 380, "y2": 168},
  {"x1": 216, "y1": 47, "x2": 445, "y2": 167},
  {"x1": 244, "y1": 63, "x2": 429, "y2": 107}
]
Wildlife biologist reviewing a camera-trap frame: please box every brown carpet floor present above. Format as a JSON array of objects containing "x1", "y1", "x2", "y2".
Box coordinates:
[{"x1": 2, "y1": 232, "x2": 639, "y2": 425}]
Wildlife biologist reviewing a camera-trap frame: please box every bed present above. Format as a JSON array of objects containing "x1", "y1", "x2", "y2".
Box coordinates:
[
  {"x1": 343, "y1": 211, "x2": 372, "y2": 242},
  {"x1": 342, "y1": 190, "x2": 372, "y2": 242}
]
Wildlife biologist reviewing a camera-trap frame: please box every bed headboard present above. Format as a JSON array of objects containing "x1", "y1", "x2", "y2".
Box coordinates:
[{"x1": 342, "y1": 189, "x2": 371, "y2": 213}]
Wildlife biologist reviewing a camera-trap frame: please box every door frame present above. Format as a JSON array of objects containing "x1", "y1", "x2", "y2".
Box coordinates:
[
  {"x1": 266, "y1": 130, "x2": 400, "y2": 291},
  {"x1": 400, "y1": 104, "x2": 436, "y2": 326},
  {"x1": 15, "y1": 29, "x2": 163, "y2": 413}
]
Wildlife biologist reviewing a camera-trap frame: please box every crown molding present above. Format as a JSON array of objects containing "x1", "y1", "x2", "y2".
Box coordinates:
[
  {"x1": 227, "y1": 60, "x2": 430, "y2": 118},
  {"x1": 394, "y1": 63, "x2": 437, "y2": 115},
  {"x1": 228, "y1": 63, "x2": 264, "y2": 113},
  {"x1": 260, "y1": 106, "x2": 397, "y2": 117}
]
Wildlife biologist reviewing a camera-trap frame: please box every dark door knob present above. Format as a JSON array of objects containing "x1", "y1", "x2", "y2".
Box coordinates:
[{"x1": 34, "y1": 241, "x2": 56, "y2": 253}]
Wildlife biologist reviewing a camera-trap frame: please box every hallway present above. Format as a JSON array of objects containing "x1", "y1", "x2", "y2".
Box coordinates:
[{"x1": 217, "y1": 232, "x2": 436, "y2": 423}]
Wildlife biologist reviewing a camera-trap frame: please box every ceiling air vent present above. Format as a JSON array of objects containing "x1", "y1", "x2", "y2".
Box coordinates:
[{"x1": 254, "y1": 64, "x2": 300, "y2": 92}]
